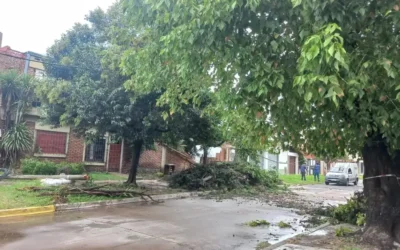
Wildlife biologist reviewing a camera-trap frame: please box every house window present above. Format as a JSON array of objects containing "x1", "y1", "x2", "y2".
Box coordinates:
[
  {"x1": 85, "y1": 138, "x2": 106, "y2": 162},
  {"x1": 36, "y1": 130, "x2": 67, "y2": 154},
  {"x1": 32, "y1": 98, "x2": 41, "y2": 107}
]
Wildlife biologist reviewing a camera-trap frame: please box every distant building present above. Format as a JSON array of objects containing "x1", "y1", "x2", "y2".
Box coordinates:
[{"x1": 197, "y1": 143, "x2": 300, "y2": 174}]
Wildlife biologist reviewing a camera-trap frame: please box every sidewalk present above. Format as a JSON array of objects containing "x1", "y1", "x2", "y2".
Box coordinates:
[{"x1": 268, "y1": 224, "x2": 371, "y2": 250}]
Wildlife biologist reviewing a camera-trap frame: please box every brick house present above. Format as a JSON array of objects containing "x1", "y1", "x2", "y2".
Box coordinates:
[{"x1": 0, "y1": 32, "x2": 194, "y2": 173}]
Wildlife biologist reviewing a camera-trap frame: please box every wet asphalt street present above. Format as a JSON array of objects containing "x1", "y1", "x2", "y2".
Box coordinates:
[
  {"x1": 290, "y1": 182, "x2": 363, "y2": 206},
  {"x1": 0, "y1": 183, "x2": 362, "y2": 250},
  {"x1": 0, "y1": 198, "x2": 308, "y2": 250}
]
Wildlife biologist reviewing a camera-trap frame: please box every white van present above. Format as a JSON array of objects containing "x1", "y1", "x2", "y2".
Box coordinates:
[{"x1": 325, "y1": 162, "x2": 359, "y2": 186}]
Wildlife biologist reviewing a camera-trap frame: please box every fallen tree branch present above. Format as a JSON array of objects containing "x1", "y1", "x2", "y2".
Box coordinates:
[{"x1": 18, "y1": 185, "x2": 162, "y2": 203}]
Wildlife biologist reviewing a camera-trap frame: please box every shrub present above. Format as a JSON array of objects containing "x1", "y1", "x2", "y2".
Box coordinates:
[
  {"x1": 21, "y1": 159, "x2": 85, "y2": 175},
  {"x1": 168, "y1": 162, "x2": 279, "y2": 190},
  {"x1": 57, "y1": 162, "x2": 85, "y2": 175},
  {"x1": 33, "y1": 161, "x2": 58, "y2": 175},
  {"x1": 21, "y1": 158, "x2": 38, "y2": 174},
  {"x1": 22, "y1": 159, "x2": 57, "y2": 175}
]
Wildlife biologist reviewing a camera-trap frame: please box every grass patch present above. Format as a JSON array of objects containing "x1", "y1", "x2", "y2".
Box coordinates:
[
  {"x1": 256, "y1": 241, "x2": 271, "y2": 249},
  {"x1": 277, "y1": 221, "x2": 291, "y2": 228},
  {"x1": 89, "y1": 172, "x2": 127, "y2": 181},
  {"x1": 247, "y1": 220, "x2": 270, "y2": 227},
  {"x1": 279, "y1": 174, "x2": 326, "y2": 185},
  {"x1": 0, "y1": 180, "x2": 53, "y2": 209},
  {"x1": 0, "y1": 179, "x2": 183, "y2": 209}
]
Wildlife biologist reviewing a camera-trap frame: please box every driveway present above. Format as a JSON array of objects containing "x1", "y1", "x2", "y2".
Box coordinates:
[
  {"x1": 0, "y1": 198, "x2": 310, "y2": 250},
  {"x1": 290, "y1": 182, "x2": 363, "y2": 206}
]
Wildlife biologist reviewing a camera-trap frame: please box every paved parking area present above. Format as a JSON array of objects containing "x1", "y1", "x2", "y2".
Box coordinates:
[{"x1": 0, "y1": 198, "x2": 309, "y2": 250}]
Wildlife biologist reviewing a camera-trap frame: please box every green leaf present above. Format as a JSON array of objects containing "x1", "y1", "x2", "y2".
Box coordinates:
[
  {"x1": 305, "y1": 91, "x2": 312, "y2": 102},
  {"x1": 325, "y1": 87, "x2": 335, "y2": 98},
  {"x1": 334, "y1": 51, "x2": 345, "y2": 64},
  {"x1": 323, "y1": 36, "x2": 333, "y2": 47},
  {"x1": 292, "y1": 0, "x2": 302, "y2": 8},
  {"x1": 333, "y1": 86, "x2": 344, "y2": 97},
  {"x1": 328, "y1": 75, "x2": 339, "y2": 85},
  {"x1": 332, "y1": 95, "x2": 338, "y2": 107},
  {"x1": 218, "y1": 22, "x2": 225, "y2": 31},
  {"x1": 270, "y1": 41, "x2": 278, "y2": 51},
  {"x1": 307, "y1": 45, "x2": 320, "y2": 60},
  {"x1": 188, "y1": 34, "x2": 194, "y2": 44},
  {"x1": 328, "y1": 45, "x2": 335, "y2": 56}
]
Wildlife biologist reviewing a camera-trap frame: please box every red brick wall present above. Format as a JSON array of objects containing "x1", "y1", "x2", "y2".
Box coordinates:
[
  {"x1": 66, "y1": 133, "x2": 85, "y2": 163},
  {"x1": 0, "y1": 47, "x2": 25, "y2": 73},
  {"x1": 166, "y1": 149, "x2": 191, "y2": 171},
  {"x1": 121, "y1": 144, "x2": 192, "y2": 173},
  {"x1": 140, "y1": 144, "x2": 162, "y2": 169},
  {"x1": 121, "y1": 144, "x2": 162, "y2": 173}
]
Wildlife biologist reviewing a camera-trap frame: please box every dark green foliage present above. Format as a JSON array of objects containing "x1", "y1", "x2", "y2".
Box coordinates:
[
  {"x1": 168, "y1": 162, "x2": 279, "y2": 190},
  {"x1": 21, "y1": 160, "x2": 58, "y2": 175},
  {"x1": 21, "y1": 159, "x2": 38, "y2": 175},
  {"x1": 0, "y1": 71, "x2": 35, "y2": 168},
  {"x1": 37, "y1": 2, "x2": 224, "y2": 185},
  {"x1": 312, "y1": 191, "x2": 366, "y2": 226},
  {"x1": 332, "y1": 192, "x2": 366, "y2": 225},
  {"x1": 56, "y1": 162, "x2": 86, "y2": 175},
  {"x1": 21, "y1": 159, "x2": 85, "y2": 175}
]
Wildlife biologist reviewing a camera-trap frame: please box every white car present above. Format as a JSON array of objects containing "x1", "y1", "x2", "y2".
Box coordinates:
[{"x1": 325, "y1": 163, "x2": 359, "y2": 186}]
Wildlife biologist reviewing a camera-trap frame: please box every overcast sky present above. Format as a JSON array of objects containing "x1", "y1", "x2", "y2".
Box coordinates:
[{"x1": 0, "y1": 0, "x2": 115, "y2": 54}]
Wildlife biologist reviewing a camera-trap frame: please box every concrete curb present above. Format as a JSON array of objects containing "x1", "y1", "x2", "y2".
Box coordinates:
[
  {"x1": 56, "y1": 191, "x2": 206, "y2": 211},
  {"x1": 265, "y1": 222, "x2": 331, "y2": 250},
  {"x1": 0, "y1": 205, "x2": 55, "y2": 218}
]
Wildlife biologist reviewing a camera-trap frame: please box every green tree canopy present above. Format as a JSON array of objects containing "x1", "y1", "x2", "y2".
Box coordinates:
[
  {"x1": 37, "y1": 2, "x2": 224, "y2": 185},
  {"x1": 121, "y1": 0, "x2": 400, "y2": 246}
]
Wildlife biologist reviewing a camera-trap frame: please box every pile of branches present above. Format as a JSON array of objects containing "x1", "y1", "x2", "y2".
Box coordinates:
[
  {"x1": 169, "y1": 162, "x2": 280, "y2": 191},
  {"x1": 19, "y1": 184, "x2": 160, "y2": 203}
]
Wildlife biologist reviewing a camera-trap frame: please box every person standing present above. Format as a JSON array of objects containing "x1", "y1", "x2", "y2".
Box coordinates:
[
  {"x1": 314, "y1": 161, "x2": 320, "y2": 182},
  {"x1": 300, "y1": 164, "x2": 307, "y2": 181}
]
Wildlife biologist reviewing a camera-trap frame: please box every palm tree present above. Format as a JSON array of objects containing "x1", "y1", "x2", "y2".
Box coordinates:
[{"x1": 0, "y1": 71, "x2": 35, "y2": 170}]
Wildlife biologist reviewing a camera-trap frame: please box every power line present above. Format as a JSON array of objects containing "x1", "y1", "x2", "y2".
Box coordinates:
[{"x1": 0, "y1": 52, "x2": 101, "y2": 72}]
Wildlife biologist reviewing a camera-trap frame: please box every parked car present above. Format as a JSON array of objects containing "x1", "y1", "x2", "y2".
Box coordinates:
[{"x1": 325, "y1": 163, "x2": 358, "y2": 186}]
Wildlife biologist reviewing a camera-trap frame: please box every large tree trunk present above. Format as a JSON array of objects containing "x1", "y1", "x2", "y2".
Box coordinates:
[
  {"x1": 362, "y1": 136, "x2": 400, "y2": 249},
  {"x1": 126, "y1": 140, "x2": 143, "y2": 185},
  {"x1": 202, "y1": 146, "x2": 208, "y2": 164}
]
